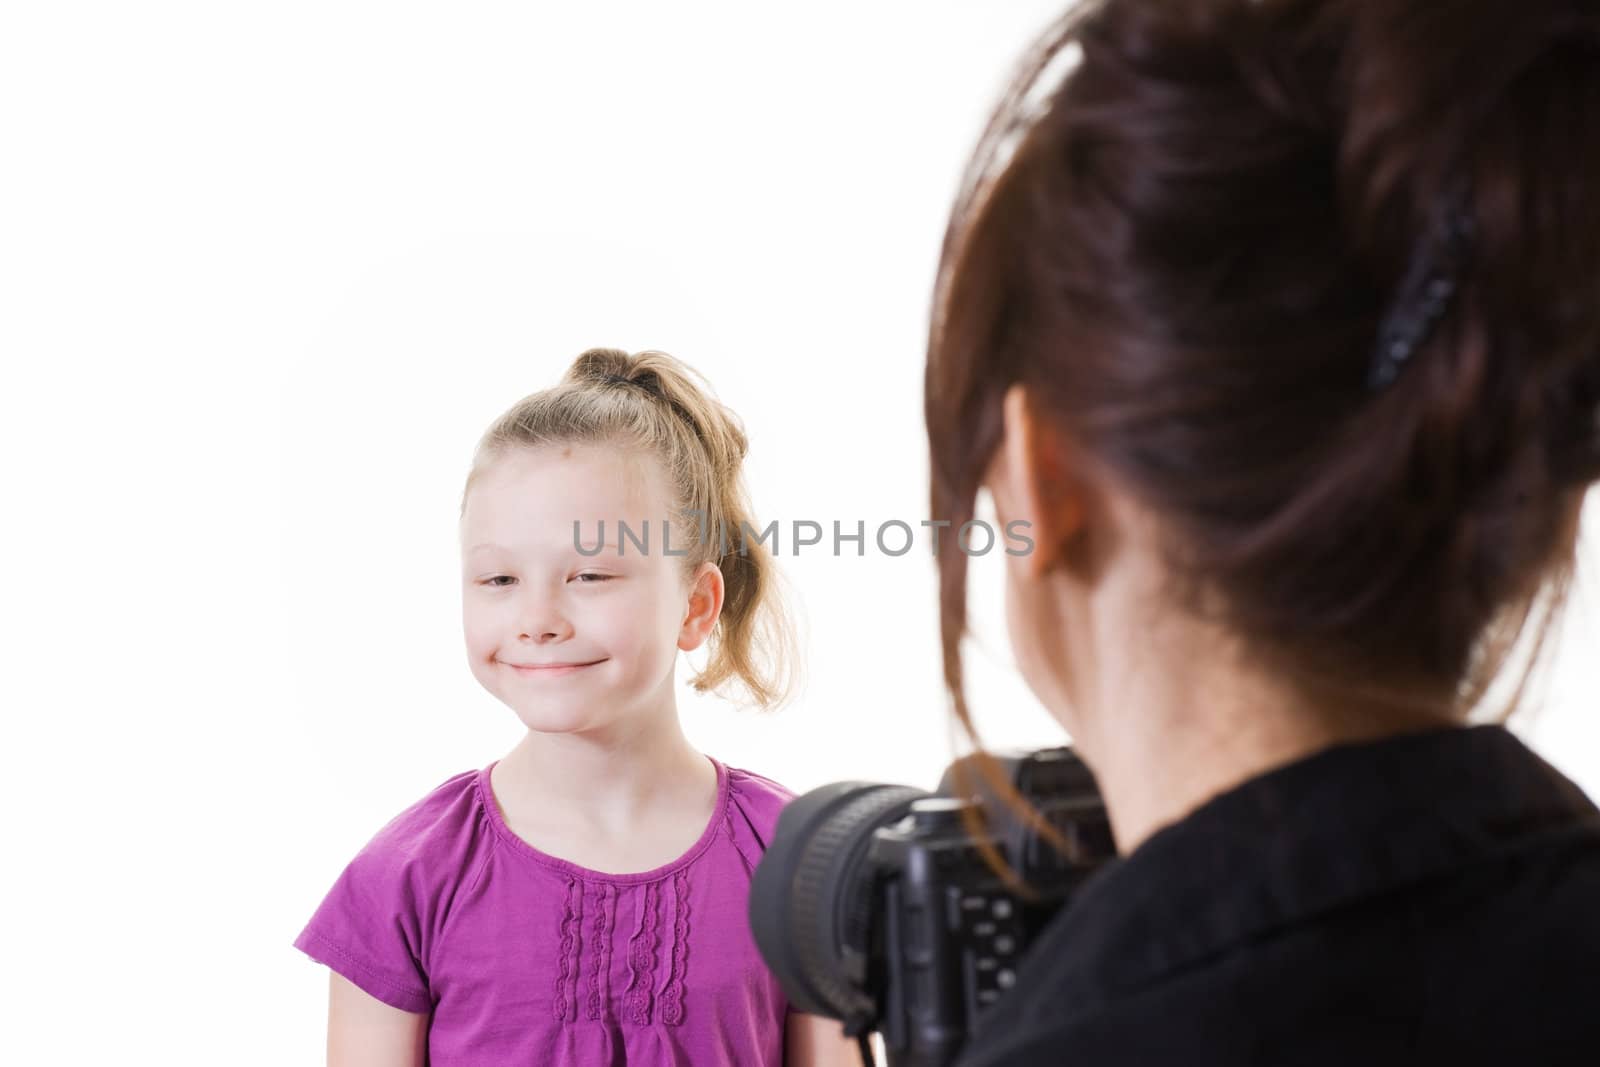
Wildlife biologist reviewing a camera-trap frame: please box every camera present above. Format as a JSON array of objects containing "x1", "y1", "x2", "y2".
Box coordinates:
[{"x1": 748, "y1": 746, "x2": 1115, "y2": 1067}]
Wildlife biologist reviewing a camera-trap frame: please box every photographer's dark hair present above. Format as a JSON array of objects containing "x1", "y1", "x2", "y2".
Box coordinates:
[{"x1": 927, "y1": 0, "x2": 1600, "y2": 839}]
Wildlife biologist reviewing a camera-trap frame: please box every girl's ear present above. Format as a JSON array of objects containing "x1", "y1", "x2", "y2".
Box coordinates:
[{"x1": 677, "y1": 561, "x2": 725, "y2": 652}]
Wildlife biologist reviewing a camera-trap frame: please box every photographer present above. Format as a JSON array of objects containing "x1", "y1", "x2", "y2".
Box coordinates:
[{"x1": 923, "y1": 0, "x2": 1600, "y2": 1063}]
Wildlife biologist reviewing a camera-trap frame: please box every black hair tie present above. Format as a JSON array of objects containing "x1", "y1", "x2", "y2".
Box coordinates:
[
  {"x1": 598, "y1": 371, "x2": 701, "y2": 434},
  {"x1": 600, "y1": 372, "x2": 653, "y2": 393}
]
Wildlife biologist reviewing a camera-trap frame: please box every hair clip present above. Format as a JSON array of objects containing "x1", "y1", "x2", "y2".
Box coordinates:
[{"x1": 1366, "y1": 178, "x2": 1476, "y2": 392}]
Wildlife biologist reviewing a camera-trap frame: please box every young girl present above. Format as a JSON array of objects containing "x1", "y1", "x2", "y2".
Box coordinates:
[{"x1": 294, "y1": 348, "x2": 860, "y2": 1066}]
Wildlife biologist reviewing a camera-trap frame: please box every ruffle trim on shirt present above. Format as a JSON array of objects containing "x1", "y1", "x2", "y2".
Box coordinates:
[
  {"x1": 553, "y1": 876, "x2": 582, "y2": 1022},
  {"x1": 553, "y1": 878, "x2": 627, "y2": 1024},
  {"x1": 622, "y1": 878, "x2": 661, "y2": 1023},
  {"x1": 546, "y1": 868, "x2": 694, "y2": 1027},
  {"x1": 585, "y1": 881, "x2": 614, "y2": 1022},
  {"x1": 660, "y1": 870, "x2": 690, "y2": 1025}
]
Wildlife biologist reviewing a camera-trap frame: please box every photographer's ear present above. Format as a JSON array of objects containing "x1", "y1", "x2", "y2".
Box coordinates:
[{"x1": 985, "y1": 384, "x2": 1089, "y2": 580}]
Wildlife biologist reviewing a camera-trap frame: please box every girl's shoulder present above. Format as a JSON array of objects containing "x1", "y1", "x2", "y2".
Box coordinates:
[
  {"x1": 719, "y1": 761, "x2": 798, "y2": 865},
  {"x1": 294, "y1": 766, "x2": 494, "y2": 1011},
  {"x1": 365, "y1": 766, "x2": 487, "y2": 851},
  {"x1": 326, "y1": 766, "x2": 494, "y2": 902}
]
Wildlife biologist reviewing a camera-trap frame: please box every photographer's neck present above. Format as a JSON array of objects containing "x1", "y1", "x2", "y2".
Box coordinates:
[{"x1": 1066, "y1": 628, "x2": 1459, "y2": 855}]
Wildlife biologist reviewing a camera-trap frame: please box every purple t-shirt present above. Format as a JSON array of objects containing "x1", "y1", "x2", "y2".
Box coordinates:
[{"x1": 293, "y1": 754, "x2": 798, "y2": 1066}]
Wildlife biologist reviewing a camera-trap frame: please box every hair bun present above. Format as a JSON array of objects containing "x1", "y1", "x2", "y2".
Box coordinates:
[{"x1": 566, "y1": 346, "x2": 639, "y2": 386}]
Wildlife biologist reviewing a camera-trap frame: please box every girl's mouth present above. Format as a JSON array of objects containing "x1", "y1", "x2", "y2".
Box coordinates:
[{"x1": 504, "y1": 658, "x2": 605, "y2": 677}]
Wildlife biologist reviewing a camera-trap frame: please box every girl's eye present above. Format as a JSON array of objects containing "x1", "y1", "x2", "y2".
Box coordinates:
[{"x1": 479, "y1": 574, "x2": 612, "y2": 587}]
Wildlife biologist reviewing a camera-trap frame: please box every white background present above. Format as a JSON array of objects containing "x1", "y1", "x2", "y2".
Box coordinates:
[{"x1": 3, "y1": 3, "x2": 1595, "y2": 1064}]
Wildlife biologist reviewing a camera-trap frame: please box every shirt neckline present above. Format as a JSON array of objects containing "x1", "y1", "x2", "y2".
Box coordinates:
[{"x1": 474, "y1": 752, "x2": 730, "y2": 884}]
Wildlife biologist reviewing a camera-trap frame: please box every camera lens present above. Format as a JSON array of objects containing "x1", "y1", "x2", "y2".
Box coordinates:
[{"x1": 748, "y1": 780, "x2": 930, "y2": 1023}]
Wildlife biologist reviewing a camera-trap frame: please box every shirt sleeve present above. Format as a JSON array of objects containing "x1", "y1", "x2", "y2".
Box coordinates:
[{"x1": 293, "y1": 827, "x2": 436, "y2": 1015}]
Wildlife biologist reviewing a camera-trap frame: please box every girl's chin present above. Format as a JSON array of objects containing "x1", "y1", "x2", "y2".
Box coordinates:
[
  {"x1": 500, "y1": 687, "x2": 629, "y2": 733},
  {"x1": 507, "y1": 705, "x2": 605, "y2": 735}
]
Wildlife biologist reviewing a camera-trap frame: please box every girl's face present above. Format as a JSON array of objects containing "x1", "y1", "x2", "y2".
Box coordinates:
[{"x1": 460, "y1": 443, "x2": 720, "y2": 738}]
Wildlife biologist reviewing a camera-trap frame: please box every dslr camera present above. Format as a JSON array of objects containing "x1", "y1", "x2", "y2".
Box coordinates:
[{"x1": 749, "y1": 746, "x2": 1115, "y2": 1067}]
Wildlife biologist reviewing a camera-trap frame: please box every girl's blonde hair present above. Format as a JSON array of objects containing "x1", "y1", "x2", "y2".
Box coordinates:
[{"x1": 461, "y1": 347, "x2": 802, "y2": 712}]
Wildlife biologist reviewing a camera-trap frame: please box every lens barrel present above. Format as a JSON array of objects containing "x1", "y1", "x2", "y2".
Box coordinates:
[{"x1": 748, "y1": 780, "x2": 930, "y2": 1025}]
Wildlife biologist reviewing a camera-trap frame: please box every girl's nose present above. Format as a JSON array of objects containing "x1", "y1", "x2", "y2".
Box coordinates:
[{"x1": 517, "y1": 592, "x2": 574, "y2": 641}]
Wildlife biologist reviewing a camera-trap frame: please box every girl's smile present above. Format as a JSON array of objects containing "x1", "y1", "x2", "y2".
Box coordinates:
[{"x1": 501, "y1": 658, "x2": 607, "y2": 677}]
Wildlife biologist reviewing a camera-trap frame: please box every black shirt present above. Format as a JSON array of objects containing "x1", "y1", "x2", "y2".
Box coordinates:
[{"x1": 953, "y1": 724, "x2": 1600, "y2": 1066}]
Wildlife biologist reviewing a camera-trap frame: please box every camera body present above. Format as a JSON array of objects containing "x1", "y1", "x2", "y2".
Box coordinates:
[{"x1": 749, "y1": 746, "x2": 1115, "y2": 1067}]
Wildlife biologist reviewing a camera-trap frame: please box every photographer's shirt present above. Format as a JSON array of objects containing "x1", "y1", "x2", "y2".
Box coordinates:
[
  {"x1": 956, "y1": 724, "x2": 1600, "y2": 1066},
  {"x1": 293, "y1": 755, "x2": 797, "y2": 1066}
]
